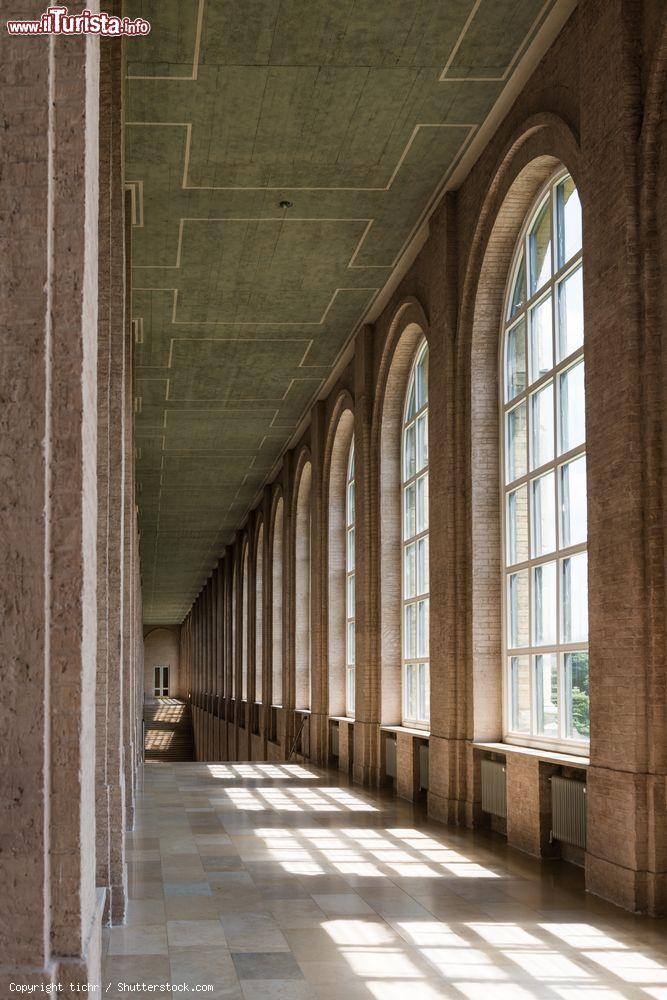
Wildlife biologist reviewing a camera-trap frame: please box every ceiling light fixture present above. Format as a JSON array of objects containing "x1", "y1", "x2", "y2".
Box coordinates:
[{"x1": 278, "y1": 199, "x2": 293, "y2": 209}]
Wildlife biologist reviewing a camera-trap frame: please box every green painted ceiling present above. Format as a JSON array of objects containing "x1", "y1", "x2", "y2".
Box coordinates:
[{"x1": 125, "y1": 0, "x2": 557, "y2": 623}]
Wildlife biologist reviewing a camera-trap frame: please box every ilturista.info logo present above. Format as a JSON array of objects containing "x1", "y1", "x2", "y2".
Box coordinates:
[{"x1": 6, "y1": 5, "x2": 150, "y2": 35}]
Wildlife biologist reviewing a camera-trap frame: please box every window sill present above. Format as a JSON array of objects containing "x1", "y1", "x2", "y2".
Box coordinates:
[
  {"x1": 472, "y1": 740, "x2": 589, "y2": 768},
  {"x1": 330, "y1": 715, "x2": 355, "y2": 725},
  {"x1": 381, "y1": 724, "x2": 430, "y2": 738}
]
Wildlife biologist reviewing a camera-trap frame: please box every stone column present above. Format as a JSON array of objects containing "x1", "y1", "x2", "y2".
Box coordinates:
[{"x1": 0, "y1": 17, "x2": 104, "y2": 993}]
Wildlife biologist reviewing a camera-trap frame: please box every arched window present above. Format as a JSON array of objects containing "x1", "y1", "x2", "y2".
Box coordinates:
[
  {"x1": 401, "y1": 341, "x2": 429, "y2": 728},
  {"x1": 255, "y1": 523, "x2": 264, "y2": 705},
  {"x1": 294, "y1": 461, "x2": 312, "y2": 711},
  {"x1": 241, "y1": 544, "x2": 249, "y2": 702},
  {"x1": 271, "y1": 498, "x2": 284, "y2": 707},
  {"x1": 345, "y1": 441, "x2": 355, "y2": 718},
  {"x1": 231, "y1": 564, "x2": 238, "y2": 700},
  {"x1": 502, "y1": 171, "x2": 588, "y2": 749}
]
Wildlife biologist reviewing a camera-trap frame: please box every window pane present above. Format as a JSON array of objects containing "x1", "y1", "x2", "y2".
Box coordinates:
[
  {"x1": 416, "y1": 413, "x2": 428, "y2": 473},
  {"x1": 416, "y1": 537, "x2": 429, "y2": 596},
  {"x1": 531, "y1": 471, "x2": 556, "y2": 557},
  {"x1": 346, "y1": 666, "x2": 355, "y2": 717},
  {"x1": 529, "y1": 294, "x2": 553, "y2": 383},
  {"x1": 406, "y1": 378, "x2": 416, "y2": 421},
  {"x1": 506, "y1": 401, "x2": 527, "y2": 484},
  {"x1": 418, "y1": 662, "x2": 430, "y2": 723},
  {"x1": 532, "y1": 560, "x2": 557, "y2": 646},
  {"x1": 558, "y1": 265, "x2": 584, "y2": 360},
  {"x1": 560, "y1": 454, "x2": 587, "y2": 548},
  {"x1": 347, "y1": 623, "x2": 355, "y2": 665},
  {"x1": 564, "y1": 651, "x2": 589, "y2": 740},
  {"x1": 416, "y1": 347, "x2": 428, "y2": 408},
  {"x1": 505, "y1": 318, "x2": 526, "y2": 401},
  {"x1": 559, "y1": 360, "x2": 585, "y2": 454},
  {"x1": 347, "y1": 573, "x2": 355, "y2": 618},
  {"x1": 530, "y1": 381, "x2": 554, "y2": 470},
  {"x1": 535, "y1": 653, "x2": 558, "y2": 737},
  {"x1": 403, "y1": 423, "x2": 416, "y2": 480},
  {"x1": 347, "y1": 525, "x2": 355, "y2": 567},
  {"x1": 556, "y1": 177, "x2": 582, "y2": 267},
  {"x1": 404, "y1": 482, "x2": 416, "y2": 539},
  {"x1": 416, "y1": 473, "x2": 428, "y2": 533},
  {"x1": 508, "y1": 570, "x2": 529, "y2": 648},
  {"x1": 417, "y1": 599, "x2": 429, "y2": 658},
  {"x1": 405, "y1": 663, "x2": 417, "y2": 721},
  {"x1": 509, "y1": 251, "x2": 526, "y2": 319},
  {"x1": 404, "y1": 604, "x2": 417, "y2": 659},
  {"x1": 507, "y1": 484, "x2": 528, "y2": 565},
  {"x1": 404, "y1": 541, "x2": 416, "y2": 599},
  {"x1": 561, "y1": 551, "x2": 588, "y2": 643},
  {"x1": 510, "y1": 656, "x2": 530, "y2": 733},
  {"x1": 347, "y1": 480, "x2": 355, "y2": 526},
  {"x1": 529, "y1": 198, "x2": 552, "y2": 295}
]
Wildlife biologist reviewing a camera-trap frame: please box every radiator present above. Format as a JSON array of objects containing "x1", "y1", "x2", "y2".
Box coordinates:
[
  {"x1": 385, "y1": 735, "x2": 397, "y2": 778},
  {"x1": 481, "y1": 759, "x2": 507, "y2": 817},
  {"x1": 551, "y1": 776, "x2": 587, "y2": 848},
  {"x1": 419, "y1": 743, "x2": 429, "y2": 790},
  {"x1": 330, "y1": 722, "x2": 339, "y2": 757}
]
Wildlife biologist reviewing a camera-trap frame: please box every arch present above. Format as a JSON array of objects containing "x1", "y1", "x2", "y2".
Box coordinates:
[
  {"x1": 373, "y1": 297, "x2": 429, "y2": 726},
  {"x1": 241, "y1": 540, "x2": 249, "y2": 702},
  {"x1": 144, "y1": 626, "x2": 180, "y2": 699},
  {"x1": 254, "y1": 518, "x2": 264, "y2": 708},
  {"x1": 324, "y1": 395, "x2": 355, "y2": 718},
  {"x1": 293, "y1": 451, "x2": 312, "y2": 711},
  {"x1": 270, "y1": 491, "x2": 284, "y2": 707},
  {"x1": 231, "y1": 560, "x2": 238, "y2": 701}
]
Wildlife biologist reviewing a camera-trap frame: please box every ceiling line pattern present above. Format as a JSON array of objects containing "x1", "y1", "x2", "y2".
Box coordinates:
[{"x1": 126, "y1": 0, "x2": 559, "y2": 622}]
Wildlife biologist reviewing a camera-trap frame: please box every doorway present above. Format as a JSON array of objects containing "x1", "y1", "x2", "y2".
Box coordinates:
[{"x1": 154, "y1": 665, "x2": 169, "y2": 697}]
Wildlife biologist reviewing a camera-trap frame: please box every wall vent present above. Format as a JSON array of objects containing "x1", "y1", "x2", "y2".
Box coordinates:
[
  {"x1": 551, "y1": 776, "x2": 586, "y2": 848},
  {"x1": 385, "y1": 735, "x2": 397, "y2": 779},
  {"x1": 481, "y1": 759, "x2": 507, "y2": 817},
  {"x1": 419, "y1": 742, "x2": 429, "y2": 790}
]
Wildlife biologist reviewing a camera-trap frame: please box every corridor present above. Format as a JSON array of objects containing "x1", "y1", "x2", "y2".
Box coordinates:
[{"x1": 103, "y1": 763, "x2": 667, "y2": 999}]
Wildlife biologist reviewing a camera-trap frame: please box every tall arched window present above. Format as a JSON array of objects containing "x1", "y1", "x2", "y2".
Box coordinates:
[
  {"x1": 241, "y1": 544, "x2": 249, "y2": 702},
  {"x1": 502, "y1": 171, "x2": 588, "y2": 749},
  {"x1": 231, "y1": 564, "x2": 238, "y2": 700},
  {"x1": 345, "y1": 441, "x2": 355, "y2": 718},
  {"x1": 294, "y1": 462, "x2": 312, "y2": 711},
  {"x1": 402, "y1": 341, "x2": 429, "y2": 728},
  {"x1": 255, "y1": 523, "x2": 264, "y2": 705},
  {"x1": 271, "y1": 498, "x2": 284, "y2": 707}
]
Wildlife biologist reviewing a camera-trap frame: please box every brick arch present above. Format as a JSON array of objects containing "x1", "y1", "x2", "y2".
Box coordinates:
[
  {"x1": 292, "y1": 449, "x2": 313, "y2": 711},
  {"x1": 268, "y1": 488, "x2": 285, "y2": 708},
  {"x1": 458, "y1": 115, "x2": 582, "y2": 742},
  {"x1": 372, "y1": 297, "x2": 429, "y2": 726},
  {"x1": 323, "y1": 393, "x2": 355, "y2": 718}
]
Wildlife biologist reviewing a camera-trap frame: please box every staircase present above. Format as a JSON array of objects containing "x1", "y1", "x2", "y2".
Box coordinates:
[{"x1": 144, "y1": 698, "x2": 195, "y2": 762}]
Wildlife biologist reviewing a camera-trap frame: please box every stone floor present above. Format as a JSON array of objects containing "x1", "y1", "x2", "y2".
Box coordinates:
[{"x1": 103, "y1": 761, "x2": 667, "y2": 999}]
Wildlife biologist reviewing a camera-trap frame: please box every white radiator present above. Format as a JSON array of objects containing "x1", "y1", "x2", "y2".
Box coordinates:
[
  {"x1": 419, "y1": 743, "x2": 429, "y2": 790},
  {"x1": 385, "y1": 735, "x2": 397, "y2": 778},
  {"x1": 551, "y1": 776, "x2": 587, "y2": 848},
  {"x1": 481, "y1": 759, "x2": 507, "y2": 817},
  {"x1": 330, "y1": 722, "x2": 339, "y2": 757}
]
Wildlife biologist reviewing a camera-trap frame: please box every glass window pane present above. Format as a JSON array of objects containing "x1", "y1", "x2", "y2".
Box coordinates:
[
  {"x1": 564, "y1": 651, "x2": 589, "y2": 740},
  {"x1": 535, "y1": 653, "x2": 558, "y2": 737},
  {"x1": 418, "y1": 662, "x2": 430, "y2": 723},
  {"x1": 347, "y1": 623, "x2": 355, "y2": 666},
  {"x1": 416, "y1": 346, "x2": 429, "y2": 408},
  {"x1": 556, "y1": 177, "x2": 582, "y2": 268},
  {"x1": 532, "y1": 560, "x2": 557, "y2": 646},
  {"x1": 558, "y1": 265, "x2": 584, "y2": 360},
  {"x1": 416, "y1": 413, "x2": 428, "y2": 473},
  {"x1": 404, "y1": 482, "x2": 416, "y2": 540},
  {"x1": 406, "y1": 378, "x2": 416, "y2": 421},
  {"x1": 347, "y1": 525, "x2": 355, "y2": 567},
  {"x1": 560, "y1": 455, "x2": 587, "y2": 548},
  {"x1": 404, "y1": 603, "x2": 417, "y2": 659},
  {"x1": 529, "y1": 198, "x2": 552, "y2": 295},
  {"x1": 561, "y1": 551, "x2": 588, "y2": 643},
  {"x1": 508, "y1": 570, "x2": 529, "y2": 649},
  {"x1": 559, "y1": 361, "x2": 585, "y2": 455},
  {"x1": 347, "y1": 573, "x2": 355, "y2": 618},
  {"x1": 346, "y1": 666, "x2": 355, "y2": 717},
  {"x1": 417, "y1": 599, "x2": 429, "y2": 658},
  {"x1": 530, "y1": 381, "x2": 554, "y2": 470},
  {"x1": 529, "y1": 294, "x2": 553, "y2": 383},
  {"x1": 509, "y1": 251, "x2": 526, "y2": 320},
  {"x1": 416, "y1": 473, "x2": 428, "y2": 533},
  {"x1": 405, "y1": 663, "x2": 417, "y2": 721},
  {"x1": 347, "y1": 480, "x2": 355, "y2": 526},
  {"x1": 505, "y1": 318, "x2": 526, "y2": 401},
  {"x1": 416, "y1": 537, "x2": 429, "y2": 596},
  {"x1": 403, "y1": 423, "x2": 416, "y2": 480},
  {"x1": 507, "y1": 484, "x2": 528, "y2": 565},
  {"x1": 506, "y1": 401, "x2": 527, "y2": 484},
  {"x1": 404, "y1": 541, "x2": 416, "y2": 599},
  {"x1": 510, "y1": 656, "x2": 530, "y2": 733},
  {"x1": 531, "y1": 471, "x2": 556, "y2": 557}
]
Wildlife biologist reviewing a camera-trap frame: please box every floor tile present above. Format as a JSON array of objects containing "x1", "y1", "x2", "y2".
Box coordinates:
[{"x1": 232, "y1": 953, "x2": 304, "y2": 981}]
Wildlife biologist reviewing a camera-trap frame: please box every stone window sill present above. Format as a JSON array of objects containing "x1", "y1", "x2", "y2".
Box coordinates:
[
  {"x1": 330, "y1": 715, "x2": 355, "y2": 725},
  {"x1": 472, "y1": 740, "x2": 589, "y2": 768},
  {"x1": 381, "y1": 724, "x2": 430, "y2": 738}
]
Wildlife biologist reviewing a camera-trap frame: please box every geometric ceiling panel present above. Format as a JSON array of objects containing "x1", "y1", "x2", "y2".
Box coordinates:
[{"x1": 125, "y1": 0, "x2": 557, "y2": 622}]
